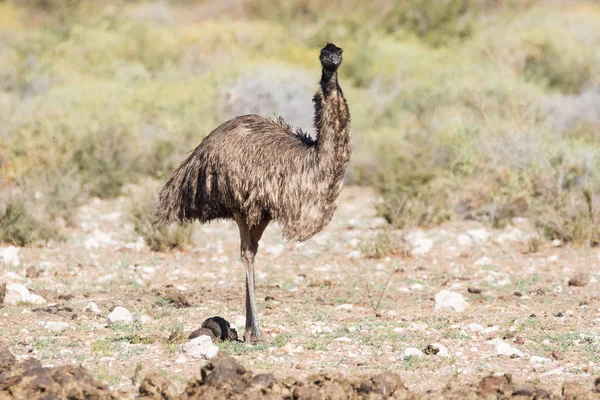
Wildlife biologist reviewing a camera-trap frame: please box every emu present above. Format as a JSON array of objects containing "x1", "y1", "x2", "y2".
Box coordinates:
[{"x1": 153, "y1": 43, "x2": 351, "y2": 344}]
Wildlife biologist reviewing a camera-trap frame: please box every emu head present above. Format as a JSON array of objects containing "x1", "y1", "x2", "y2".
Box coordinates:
[{"x1": 320, "y1": 43, "x2": 343, "y2": 70}]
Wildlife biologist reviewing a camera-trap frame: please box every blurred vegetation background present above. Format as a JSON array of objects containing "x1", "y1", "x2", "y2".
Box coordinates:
[{"x1": 1, "y1": 0, "x2": 599, "y2": 247}]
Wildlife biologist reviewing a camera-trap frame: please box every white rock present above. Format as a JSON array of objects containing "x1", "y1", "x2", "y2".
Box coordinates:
[
  {"x1": 4, "y1": 283, "x2": 47, "y2": 305},
  {"x1": 457, "y1": 234, "x2": 473, "y2": 247},
  {"x1": 234, "y1": 315, "x2": 246, "y2": 330},
  {"x1": 429, "y1": 343, "x2": 450, "y2": 358},
  {"x1": 334, "y1": 336, "x2": 352, "y2": 342},
  {"x1": 40, "y1": 321, "x2": 69, "y2": 332},
  {"x1": 410, "y1": 238, "x2": 434, "y2": 256},
  {"x1": 392, "y1": 327, "x2": 405, "y2": 333},
  {"x1": 530, "y1": 356, "x2": 551, "y2": 365},
  {"x1": 140, "y1": 315, "x2": 152, "y2": 324},
  {"x1": 83, "y1": 302, "x2": 101, "y2": 314},
  {"x1": 480, "y1": 326, "x2": 499, "y2": 335},
  {"x1": 336, "y1": 304, "x2": 353, "y2": 310},
  {"x1": 175, "y1": 355, "x2": 187, "y2": 364},
  {"x1": 107, "y1": 306, "x2": 133, "y2": 325},
  {"x1": 467, "y1": 228, "x2": 491, "y2": 243},
  {"x1": 0, "y1": 246, "x2": 20, "y2": 266},
  {"x1": 84, "y1": 229, "x2": 115, "y2": 250},
  {"x1": 410, "y1": 283, "x2": 424, "y2": 291},
  {"x1": 466, "y1": 323, "x2": 484, "y2": 333},
  {"x1": 474, "y1": 256, "x2": 492, "y2": 267},
  {"x1": 435, "y1": 290, "x2": 469, "y2": 313},
  {"x1": 491, "y1": 339, "x2": 524, "y2": 357},
  {"x1": 403, "y1": 347, "x2": 424, "y2": 359},
  {"x1": 265, "y1": 244, "x2": 285, "y2": 256},
  {"x1": 181, "y1": 336, "x2": 219, "y2": 360},
  {"x1": 547, "y1": 255, "x2": 558, "y2": 262}
]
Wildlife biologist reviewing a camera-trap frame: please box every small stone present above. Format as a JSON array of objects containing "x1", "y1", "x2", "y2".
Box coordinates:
[
  {"x1": 4, "y1": 283, "x2": 46, "y2": 305},
  {"x1": 403, "y1": 347, "x2": 424, "y2": 359},
  {"x1": 83, "y1": 302, "x2": 101, "y2": 315},
  {"x1": 336, "y1": 304, "x2": 353, "y2": 310},
  {"x1": 40, "y1": 321, "x2": 69, "y2": 333},
  {"x1": 457, "y1": 234, "x2": 473, "y2": 247},
  {"x1": 530, "y1": 356, "x2": 551, "y2": 365},
  {"x1": 140, "y1": 315, "x2": 152, "y2": 324},
  {"x1": 181, "y1": 336, "x2": 219, "y2": 360},
  {"x1": 175, "y1": 355, "x2": 187, "y2": 364},
  {"x1": 107, "y1": 306, "x2": 133, "y2": 325},
  {"x1": 466, "y1": 323, "x2": 484, "y2": 333},
  {"x1": 0, "y1": 246, "x2": 20, "y2": 267},
  {"x1": 435, "y1": 290, "x2": 468, "y2": 313},
  {"x1": 474, "y1": 256, "x2": 492, "y2": 267},
  {"x1": 467, "y1": 228, "x2": 491, "y2": 243},
  {"x1": 492, "y1": 339, "x2": 524, "y2": 357},
  {"x1": 480, "y1": 326, "x2": 499, "y2": 335},
  {"x1": 334, "y1": 336, "x2": 352, "y2": 343},
  {"x1": 234, "y1": 315, "x2": 246, "y2": 329},
  {"x1": 410, "y1": 238, "x2": 434, "y2": 256},
  {"x1": 568, "y1": 272, "x2": 590, "y2": 287},
  {"x1": 467, "y1": 287, "x2": 482, "y2": 294}
]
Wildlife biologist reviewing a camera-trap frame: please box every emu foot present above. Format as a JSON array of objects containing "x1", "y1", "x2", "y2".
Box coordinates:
[{"x1": 244, "y1": 330, "x2": 265, "y2": 345}]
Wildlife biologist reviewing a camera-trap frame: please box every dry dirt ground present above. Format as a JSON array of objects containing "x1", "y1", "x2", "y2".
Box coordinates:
[{"x1": 1, "y1": 186, "x2": 600, "y2": 398}]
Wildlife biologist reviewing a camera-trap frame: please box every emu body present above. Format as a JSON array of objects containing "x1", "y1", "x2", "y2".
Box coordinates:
[{"x1": 153, "y1": 43, "x2": 350, "y2": 343}]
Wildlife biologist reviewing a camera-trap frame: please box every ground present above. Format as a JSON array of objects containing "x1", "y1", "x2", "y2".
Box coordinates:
[{"x1": 1, "y1": 186, "x2": 599, "y2": 398}]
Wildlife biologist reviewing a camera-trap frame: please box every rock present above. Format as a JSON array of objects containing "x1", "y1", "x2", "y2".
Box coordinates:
[
  {"x1": 0, "y1": 246, "x2": 20, "y2": 267},
  {"x1": 457, "y1": 234, "x2": 473, "y2": 247},
  {"x1": 410, "y1": 238, "x2": 434, "y2": 256},
  {"x1": 107, "y1": 306, "x2": 133, "y2": 325},
  {"x1": 83, "y1": 302, "x2": 101, "y2": 314},
  {"x1": 195, "y1": 317, "x2": 238, "y2": 341},
  {"x1": 568, "y1": 272, "x2": 590, "y2": 287},
  {"x1": 84, "y1": 229, "x2": 115, "y2": 250},
  {"x1": 181, "y1": 335, "x2": 219, "y2": 360},
  {"x1": 491, "y1": 339, "x2": 524, "y2": 357},
  {"x1": 4, "y1": 283, "x2": 47, "y2": 305},
  {"x1": 530, "y1": 356, "x2": 551, "y2": 365},
  {"x1": 139, "y1": 372, "x2": 179, "y2": 399},
  {"x1": 466, "y1": 323, "x2": 484, "y2": 333},
  {"x1": 467, "y1": 228, "x2": 491, "y2": 243},
  {"x1": 480, "y1": 326, "x2": 499, "y2": 335},
  {"x1": 234, "y1": 315, "x2": 246, "y2": 329},
  {"x1": 403, "y1": 347, "x2": 424, "y2": 359},
  {"x1": 435, "y1": 290, "x2": 468, "y2": 313},
  {"x1": 40, "y1": 321, "x2": 69, "y2": 333},
  {"x1": 474, "y1": 256, "x2": 493, "y2": 267}
]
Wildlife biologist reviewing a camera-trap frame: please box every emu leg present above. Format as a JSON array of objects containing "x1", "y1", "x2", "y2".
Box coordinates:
[{"x1": 237, "y1": 219, "x2": 269, "y2": 344}]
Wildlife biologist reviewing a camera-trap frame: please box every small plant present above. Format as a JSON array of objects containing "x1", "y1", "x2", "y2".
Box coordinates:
[
  {"x1": 0, "y1": 198, "x2": 60, "y2": 246},
  {"x1": 132, "y1": 362, "x2": 143, "y2": 385},
  {"x1": 364, "y1": 268, "x2": 400, "y2": 316},
  {"x1": 128, "y1": 183, "x2": 194, "y2": 252}
]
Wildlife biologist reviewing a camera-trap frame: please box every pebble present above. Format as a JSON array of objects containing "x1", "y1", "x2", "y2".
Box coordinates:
[
  {"x1": 4, "y1": 283, "x2": 47, "y2": 305},
  {"x1": 410, "y1": 238, "x2": 434, "y2": 256},
  {"x1": 83, "y1": 302, "x2": 101, "y2": 314},
  {"x1": 403, "y1": 347, "x2": 424, "y2": 359},
  {"x1": 474, "y1": 256, "x2": 492, "y2": 267},
  {"x1": 491, "y1": 339, "x2": 524, "y2": 357},
  {"x1": 40, "y1": 321, "x2": 69, "y2": 332},
  {"x1": 530, "y1": 356, "x2": 551, "y2": 365},
  {"x1": 467, "y1": 228, "x2": 491, "y2": 243},
  {"x1": 0, "y1": 246, "x2": 20, "y2": 266},
  {"x1": 175, "y1": 355, "x2": 187, "y2": 364},
  {"x1": 234, "y1": 315, "x2": 246, "y2": 329},
  {"x1": 107, "y1": 306, "x2": 133, "y2": 325},
  {"x1": 434, "y1": 290, "x2": 469, "y2": 313},
  {"x1": 480, "y1": 326, "x2": 499, "y2": 335},
  {"x1": 181, "y1": 336, "x2": 219, "y2": 360},
  {"x1": 457, "y1": 234, "x2": 473, "y2": 247},
  {"x1": 466, "y1": 323, "x2": 484, "y2": 333}
]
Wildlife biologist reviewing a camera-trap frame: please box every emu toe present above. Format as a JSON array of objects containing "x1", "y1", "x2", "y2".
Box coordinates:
[{"x1": 244, "y1": 331, "x2": 266, "y2": 345}]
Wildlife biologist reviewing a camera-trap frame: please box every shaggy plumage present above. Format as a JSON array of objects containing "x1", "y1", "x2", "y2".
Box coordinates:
[{"x1": 153, "y1": 43, "x2": 350, "y2": 343}]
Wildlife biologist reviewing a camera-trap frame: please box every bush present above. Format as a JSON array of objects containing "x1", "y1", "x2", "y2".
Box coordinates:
[
  {"x1": 0, "y1": 197, "x2": 60, "y2": 246},
  {"x1": 128, "y1": 183, "x2": 193, "y2": 252}
]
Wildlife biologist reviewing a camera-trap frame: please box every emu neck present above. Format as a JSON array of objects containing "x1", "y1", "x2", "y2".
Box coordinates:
[{"x1": 313, "y1": 68, "x2": 351, "y2": 171}]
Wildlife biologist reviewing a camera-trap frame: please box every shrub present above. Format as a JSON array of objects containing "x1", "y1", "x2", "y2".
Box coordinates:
[
  {"x1": 0, "y1": 197, "x2": 60, "y2": 246},
  {"x1": 128, "y1": 183, "x2": 193, "y2": 252}
]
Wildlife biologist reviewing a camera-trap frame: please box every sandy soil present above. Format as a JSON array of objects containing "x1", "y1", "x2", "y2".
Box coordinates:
[{"x1": 1, "y1": 186, "x2": 599, "y2": 398}]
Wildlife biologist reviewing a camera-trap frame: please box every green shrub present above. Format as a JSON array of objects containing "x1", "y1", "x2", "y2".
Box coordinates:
[
  {"x1": 128, "y1": 183, "x2": 193, "y2": 252},
  {"x1": 0, "y1": 198, "x2": 60, "y2": 246}
]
